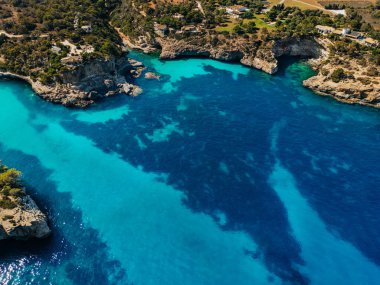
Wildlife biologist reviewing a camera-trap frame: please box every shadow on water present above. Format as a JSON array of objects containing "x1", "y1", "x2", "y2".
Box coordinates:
[
  {"x1": 277, "y1": 111, "x2": 380, "y2": 267},
  {"x1": 0, "y1": 147, "x2": 129, "y2": 285},
  {"x1": 275, "y1": 56, "x2": 316, "y2": 77},
  {"x1": 61, "y1": 69, "x2": 310, "y2": 284},
  {"x1": 3, "y1": 54, "x2": 380, "y2": 284}
]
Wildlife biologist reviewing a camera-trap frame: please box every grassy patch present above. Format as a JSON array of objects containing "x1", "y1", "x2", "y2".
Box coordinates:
[
  {"x1": 215, "y1": 20, "x2": 237, "y2": 33},
  {"x1": 215, "y1": 14, "x2": 275, "y2": 33},
  {"x1": 245, "y1": 14, "x2": 275, "y2": 29}
]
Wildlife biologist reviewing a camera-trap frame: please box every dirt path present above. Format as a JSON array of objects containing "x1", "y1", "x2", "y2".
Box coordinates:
[
  {"x1": 0, "y1": 30, "x2": 23, "y2": 38},
  {"x1": 196, "y1": 1, "x2": 206, "y2": 16},
  {"x1": 291, "y1": 0, "x2": 326, "y2": 10}
]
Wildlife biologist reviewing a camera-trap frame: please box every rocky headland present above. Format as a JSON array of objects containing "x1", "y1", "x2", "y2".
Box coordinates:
[
  {"x1": 0, "y1": 55, "x2": 144, "y2": 108},
  {"x1": 0, "y1": 164, "x2": 50, "y2": 240},
  {"x1": 0, "y1": 195, "x2": 50, "y2": 240},
  {"x1": 303, "y1": 53, "x2": 380, "y2": 108}
]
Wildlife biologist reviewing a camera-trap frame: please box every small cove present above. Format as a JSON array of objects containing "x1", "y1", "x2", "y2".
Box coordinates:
[{"x1": 0, "y1": 54, "x2": 379, "y2": 285}]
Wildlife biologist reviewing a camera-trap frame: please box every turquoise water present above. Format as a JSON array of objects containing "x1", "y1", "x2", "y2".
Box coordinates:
[{"x1": 0, "y1": 54, "x2": 379, "y2": 285}]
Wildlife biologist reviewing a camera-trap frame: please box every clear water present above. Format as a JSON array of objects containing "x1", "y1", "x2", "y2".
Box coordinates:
[{"x1": 0, "y1": 53, "x2": 379, "y2": 285}]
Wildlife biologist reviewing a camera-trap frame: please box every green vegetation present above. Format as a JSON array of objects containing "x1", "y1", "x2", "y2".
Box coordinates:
[
  {"x1": 0, "y1": 162, "x2": 25, "y2": 209},
  {"x1": 0, "y1": 0, "x2": 124, "y2": 82},
  {"x1": 0, "y1": 0, "x2": 378, "y2": 84},
  {"x1": 331, "y1": 68, "x2": 346, "y2": 83},
  {"x1": 215, "y1": 15, "x2": 273, "y2": 34},
  {"x1": 264, "y1": 5, "x2": 380, "y2": 64}
]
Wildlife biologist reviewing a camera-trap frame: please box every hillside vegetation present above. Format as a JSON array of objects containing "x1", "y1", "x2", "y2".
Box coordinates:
[{"x1": 0, "y1": 0, "x2": 124, "y2": 83}]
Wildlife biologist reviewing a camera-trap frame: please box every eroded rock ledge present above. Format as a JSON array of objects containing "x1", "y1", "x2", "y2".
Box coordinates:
[
  {"x1": 0, "y1": 163, "x2": 50, "y2": 240},
  {"x1": 156, "y1": 36, "x2": 323, "y2": 73},
  {"x1": 0, "y1": 195, "x2": 50, "y2": 240},
  {"x1": 0, "y1": 55, "x2": 144, "y2": 108},
  {"x1": 303, "y1": 55, "x2": 380, "y2": 108}
]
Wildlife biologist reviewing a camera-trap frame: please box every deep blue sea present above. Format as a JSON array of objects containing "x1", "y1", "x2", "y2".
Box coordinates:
[{"x1": 0, "y1": 53, "x2": 379, "y2": 285}]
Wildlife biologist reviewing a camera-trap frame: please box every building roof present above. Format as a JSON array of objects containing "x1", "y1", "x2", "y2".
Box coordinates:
[
  {"x1": 228, "y1": 5, "x2": 248, "y2": 10},
  {"x1": 365, "y1": 38, "x2": 378, "y2": 45},
  {"x1": 346, "y1": 31, "x2": 363, "y2": 38},
  {"x1": 315, "y1": 25, "x2": 335, "y2": 32}
]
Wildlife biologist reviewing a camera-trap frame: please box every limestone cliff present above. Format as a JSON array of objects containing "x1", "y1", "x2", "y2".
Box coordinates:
[
  {"x1": 0, "y1": 194, "x2": 50, "y2": 240},
  {"x1": 303, "y1": 57, "x2": 380, "y2": 108},
  {"x1": 156, "y1": 35, "x2": 323, "y2": 74},
  {"x1": 157, "y1": 36, "x2": 246, "y2": 62},
  {"x1": 0, "y1": 55, "x2": 144, "y2": 108}
]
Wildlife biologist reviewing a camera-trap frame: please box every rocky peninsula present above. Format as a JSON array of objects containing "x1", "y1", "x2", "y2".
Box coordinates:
[
  {"x1": 0, "y1": 55, "x2": 144, "y2": 108},
  {"x1": 0, "y1": 163, "x2": 50, "y2": 240},
  {"x1": 0, "y1": 0, "x2": 145, "y2": 108}
]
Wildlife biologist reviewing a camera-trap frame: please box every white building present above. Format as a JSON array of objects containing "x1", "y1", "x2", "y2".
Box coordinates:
[
  {"x1": 81, "y1": 25, "x2": 92, "y2": 33},
  {"x1": 225, "y1": 5, "x2": 249, "y2": 15}
]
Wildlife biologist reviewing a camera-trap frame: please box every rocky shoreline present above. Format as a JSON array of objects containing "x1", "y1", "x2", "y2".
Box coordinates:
[
  {"x1": 1, "y1": 30, "x2": 379, "y2": 109},
  {"x1": 0, "y1": 194, "x2": 50, "y2": 240},
  {"x1": 0, "y1": 55, "x2": 144, "y2": 108},
  {"x1": 303, "y1": 75, "x2": 380, "y2": 108},
  {"x1": 0, "y1": 162, "x2": 50, "y2": 240},
  {"x1": 126, "y1": 32, "x2": 380, "y2": 108},
  {"x1": 303, "y1": 47, "x2": 380, "y2": 108}
]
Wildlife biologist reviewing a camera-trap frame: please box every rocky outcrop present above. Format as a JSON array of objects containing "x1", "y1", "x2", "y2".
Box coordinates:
[
  {"x1": 0, "y1": 194, "x2": 50, "y2": 240},
  {"x1": 242, "y1": 37, "x2": 325, "y2": 74},
  {"x1": 241, "y1": 47, "x2": 278, "y2": 74},
  {"x1": 156, "y1": 35, "x2": 324, "y2": 74},
  {"x1": 157, "y1": 36, "x2": 245, "y2": 62},
  {"x1": 145, "y1": 72, "x2": 160, "y2": 80},
  {"x1": 0, "y1": 55, "x2": 144, "y2": 108},
  {"x1": 303, "y1": 76, "x2": 380, "y2": 107},
  {"x1": 272, "y1": 38, "x2": 324, "y2": 58},
  {"x1": 303, "y1": 55, "x2": 380, "y2": 108}
]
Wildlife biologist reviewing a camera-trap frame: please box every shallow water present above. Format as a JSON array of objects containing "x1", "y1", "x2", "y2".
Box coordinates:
[{"x1": 0, "y1": 54, "x2": 379, "y2": 285}]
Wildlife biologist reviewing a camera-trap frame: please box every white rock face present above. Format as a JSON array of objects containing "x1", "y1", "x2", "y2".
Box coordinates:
[{"x1": 0, "y1": 195, "x2": 51, "y2": 240}]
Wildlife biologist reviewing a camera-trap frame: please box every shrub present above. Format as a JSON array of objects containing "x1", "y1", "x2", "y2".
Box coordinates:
[
  {"x1": 330, "y1": 68, "x2": 346, "y2": 83},
  {"x1": 0, "y1": 197, "x2": 17, "y2": 209},
  {"x1": 2, "y1": 215, "x2": 14, "y2": 221}
]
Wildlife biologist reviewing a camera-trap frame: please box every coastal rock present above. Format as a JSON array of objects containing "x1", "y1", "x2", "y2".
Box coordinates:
[
  {"x1": 144, "y1": 72, "x2": 160, "y2": 80},
  {"x1": 302, "y1": 48, "x2": 380, "y2": 108},
  {"x1": 0, "y1": 54, "x2": 144, "y2": 108},
  {"x1": 0, "y1": 195, "x2": 50, "y2": 240},
  {"x1": 121, "y1": 83, "x2": 134, "y2": 94},
  {"x1": 303, "y1": 76, "x2": 380, "y2": 107},
  {"x1": 241, "y1": 48, "x2": 278, "y2": 74},
  {"x1": 132, "y1": 86, "x2": 143, "y2": 96},
  {"x1": 157, "y1": 37, "x2": 245, "y2": 62},
  {"x1": 272, "y1": 38, "x2": 324, "y2": 58},
  {"x1": 156, "y1": 36, "x2": 323, "y2": 75}
]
